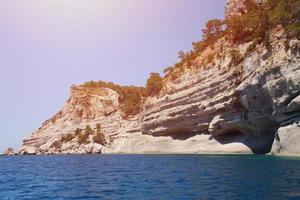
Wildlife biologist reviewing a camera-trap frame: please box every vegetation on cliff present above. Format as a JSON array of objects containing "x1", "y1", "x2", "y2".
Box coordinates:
[
  {"x1": 77, "y1": 125, "x2": 93, "y2": 145},
  {"x1": 143, "y1": 73, "x2": 163, "y2": 97},
  {"x1": 59, "y1": 124, "x2": 107, "y2": 146},
  {"x1": 60, "y1": 133, "x2": 75, "y2": 143},
  {"x1": 83, "y1": 81, "x2": 143, "y2": 118},
  {"x1": 83, "y1": 72, "x2": 163, "y2": 118},
  {"x1": 82, "y1": 0, "x2": 299, "y2": 118},
  {"x1": 164, "y1": 0, "x2": 300, "y2": 79},
  {"x1": 92, "y1": 123, "x2": 106, "y2": 145}
]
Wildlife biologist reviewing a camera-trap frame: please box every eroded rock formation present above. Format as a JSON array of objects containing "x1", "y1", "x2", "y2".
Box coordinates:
[
  {"x1": 2, "y1": 148, "x2": 15, "y2": 156},
  {"x1": 19, "y1": 0, "x2": 300, "y2": 155}
]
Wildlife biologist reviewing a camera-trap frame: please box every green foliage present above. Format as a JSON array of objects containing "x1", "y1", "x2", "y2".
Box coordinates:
[
  {"x1": 226, "y1": 15, "x2": 248, "y2": 44},
  {"x1": 77, "y1": 125, "x2": 93, "y2": 145},
  {"x1": 85, "y1": 125, "x2": 93, "y2": 135},
  {"x1": 93, "y1": 123, "x2": 106, "y2": 145},
  {"x1": 226, "y1": 4, "x2": 267, "y2": 44},
  {"x1": 178, "y1": 51, "x2": 186, "y2": 60},
  {"x1": 268, "y1": 0, "x2": 294, "y2": 27},
  {"x1": 96, "y1": 123, "x2": 101, "y2": 134},
  {"x1": 202, "y1": 19, "x2": 224, "y2": 43},
  {"x1": 264, "y1": 0, "x2": 300, "y2": 39},
  {"x1": 121, "y1": 88, "x2": 142, "y2": 118},
  {"x1": 81, "y1": 0, "x2": 300, "y2": 119},
  {"x1": 93, "y1": 133, "x2": 106, "y2": 145},
  {"x1": 225, "y1": 0, "x2": 300, "y2": 45},
  {"x1": 83, "y1": 81, "x2": 144, "y2": 118},
  {"x1": 60, "y1": 133, "x2": 75, "y2": 143},
  {"x1": 164, "y1": 20, "x2": 224, "y2": 79},
  {"x1": 163, "y1": 66, "x2": 174, "y2": 74},
  {"x1": 287, "y1": 22, "x2": 300, "y2": 39},
  {"x1": 144, "y1": 73, "x2": 163, "y2": 97},
  {"x1": 77, "y1": 133, "x2": 88, "y2": 145},
  {"x1": 192, "y1": 40, "x2": 209, "y2": 53}
]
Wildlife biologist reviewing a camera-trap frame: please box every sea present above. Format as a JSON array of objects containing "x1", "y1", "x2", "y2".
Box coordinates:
[{"x1": 0, "y1": 154, "x2": 300, "y2": 200}]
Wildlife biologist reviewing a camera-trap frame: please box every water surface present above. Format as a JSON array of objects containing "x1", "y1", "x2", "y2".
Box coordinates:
[{"x1": 0, "y1": 155, "x2": 300, "y2": 199}]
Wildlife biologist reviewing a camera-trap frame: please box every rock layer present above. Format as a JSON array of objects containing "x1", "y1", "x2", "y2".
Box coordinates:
[{"x1": 19, "y1": 0, "x2": 300, "y2": 155}]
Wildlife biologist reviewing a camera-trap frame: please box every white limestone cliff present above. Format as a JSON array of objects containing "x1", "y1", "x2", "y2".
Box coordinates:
[{"x1": 17, "y1": 0, "x2": 300, "y2": 156}]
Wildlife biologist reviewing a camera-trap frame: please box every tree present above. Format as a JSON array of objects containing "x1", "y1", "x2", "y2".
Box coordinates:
[
  {"x1": 178, "y1": 51, "x2": 186, "y2": 60},
  {"x1": 163, "y1": 66, "x2": 174, "y2": 74},
  {"x1": 93, "y1": 123, "x2": 106, "y2": 145},
  {"x1": 202, "y1": 19, "x2": 224, "y2": 42},
  {"x1": 82, "y1": 80, "x2": 144, "y2": 118},
  {"x1": 96, "y1": 123, "x2": 101, "y2": 134},
  {"x1": 226, "y1": 15, "x2": 249, "y2": 44},
  {"x1": 77, "y1": 125, "x2": 93, "y2": 145},
  {"x1": 268, "y1": 0, "x2": 293, "y2": 27},
  {"x1": 75, "y1": 128, "x2": 82, "y2": 136},
  {"x1": 85, "y1": 125, "x2": 93, "y2": 135},
  {"x1": 119, "y1": 86, "x2": 143, "y2": 118},
  {"x1": 144, "y1": 73, "x2": 163, "y2": 97}
]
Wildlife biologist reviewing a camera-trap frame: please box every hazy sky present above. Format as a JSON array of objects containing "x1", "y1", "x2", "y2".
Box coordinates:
[{"x1": 0, "y1": 0, "x2": 227, "y2": 152}]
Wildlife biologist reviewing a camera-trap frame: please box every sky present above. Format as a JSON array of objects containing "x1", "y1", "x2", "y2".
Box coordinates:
[{"x1": 0, "y1": 0, "x2": 227, "y2": 152}]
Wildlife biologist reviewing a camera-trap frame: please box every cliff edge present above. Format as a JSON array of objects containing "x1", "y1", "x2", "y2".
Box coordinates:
[{"x1": 18, "y1": 0, "x2": 300, "y2": 155}]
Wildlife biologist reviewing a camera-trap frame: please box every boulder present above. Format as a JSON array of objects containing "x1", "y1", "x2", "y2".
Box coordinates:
[
  {"x1": 2, "y1": 147, "x2": 15, "y2": 156},
  {"x1": 271, "y1": 123, "x2": 300, "y2": 156}
]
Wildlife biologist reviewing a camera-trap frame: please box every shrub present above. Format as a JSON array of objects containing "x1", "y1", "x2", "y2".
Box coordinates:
[
  {"x1": 81, "y1": 0, "x2": 300, "y2": 120},
  {"x1": 144, "y1": 73, "x2": 163, "y2": 97},
  {"x1": 93, "y1": 123, "x2": 106, "y2": 145},
  {"x1": 225, "y1": 0, "x2": 299, "y2": 45},
  {"x1": 226, "y1": 15, "x2": 251, "y2": 44},
  {"x1": 178, "y1": 51, "x2": 187, "y2": 60},
  {"x1": 77, "y1": 125, "x2": 93, "y2": 145},
  {"x1": 121, "y1": 91, "x2": 142, "y2": 118},
  {"x1": 163, "y1": 66, "x2": 174, "y2": 75},
  {"x1": 192, "y1": 40, "x2": 209, "y2": 53},
  {"x1": 77, "y1": 133, "x2": 88, "y2": 145},
  {"x1": 202, "y1": 19, "x2": 224, "y2": 43},
  {"x1": 225, "y1": 1, "x2": 268, "y2": 44},
  {"x1": 83, "y1": 81, "x2": 144, "y2": 118},
  {"x1": 85, "y1": 125, "x2": 94, "y2": 135},
  {"x1": 95, "y1": 123, "x2": 101, "y2": 133},
  {"x1": 268, "y1": 1, "x2": 294, "y2": 27},
  {"x1": 287, "y1": 22, "x2": 300, "y2": 39},
  {"x1": 60, "y1": 133, "x2": 75, "y2": 143},
  {"x1": 93, "y1": 133, "x2": 106, "y2": 145}
]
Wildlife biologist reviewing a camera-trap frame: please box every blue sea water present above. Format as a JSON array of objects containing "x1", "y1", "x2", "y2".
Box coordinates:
[{"x1": 0, "y1": 155, "x2": 300, "y2": 200}]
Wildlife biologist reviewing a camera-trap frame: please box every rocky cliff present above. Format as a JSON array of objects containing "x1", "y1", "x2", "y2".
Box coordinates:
[{"x1": 19, "y1": 0, "x2": 300, "y2": 155}]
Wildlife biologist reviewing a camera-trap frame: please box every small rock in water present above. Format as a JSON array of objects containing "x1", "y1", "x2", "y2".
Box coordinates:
[{"x1": 2, "y1": 147, "x2": 15, "y2": 156}]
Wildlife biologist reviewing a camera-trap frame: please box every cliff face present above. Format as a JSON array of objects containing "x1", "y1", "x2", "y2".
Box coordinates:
[
  {"x1": 19, "y1": 0, "x2": 300, "y2": 155},
  {"x1": 140, "y1": 25, "x2": 300, "y2": 154},
  {"x1": 21, "y1": 86, "x2": 126, "y2": 154}
]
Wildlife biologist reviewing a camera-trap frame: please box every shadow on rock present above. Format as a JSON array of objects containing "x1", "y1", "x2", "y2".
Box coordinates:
[{"x1": 212, "y1": 130, "x2": 275, "y2": 154}]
